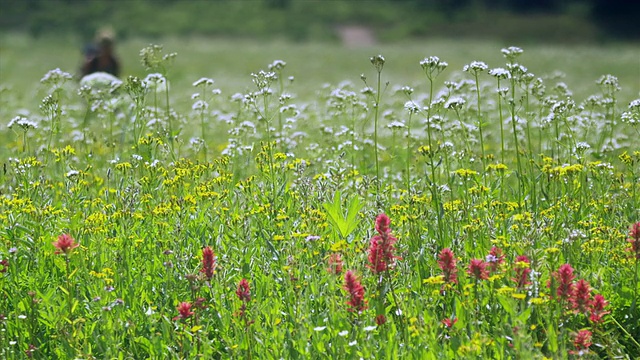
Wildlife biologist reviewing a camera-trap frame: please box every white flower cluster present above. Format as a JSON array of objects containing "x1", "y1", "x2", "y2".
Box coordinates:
[
  {"x1": 8, "y1": 116, "x2": 38, "y2": 130},
  {"x1": 463, "y1": 61, "x2": 488, "y2": 73},
  {"x1": 40, "y1": 68, "x2": 72, "y2": 85}
]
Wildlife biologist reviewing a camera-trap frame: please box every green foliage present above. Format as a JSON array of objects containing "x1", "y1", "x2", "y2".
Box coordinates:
[{"x1": 323, "y1": 191, "x2": 363, "y2": 240}]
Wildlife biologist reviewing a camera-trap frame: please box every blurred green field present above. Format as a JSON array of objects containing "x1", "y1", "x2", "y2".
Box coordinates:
[{"x1": 1, "y1": 33, "x2": 639, "y2": 112}]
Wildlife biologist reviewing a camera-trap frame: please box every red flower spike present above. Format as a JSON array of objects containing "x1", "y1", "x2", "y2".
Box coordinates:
[
  {"x1": 236, "y1": 278, "x2": 251, "y2": 302},
  {"x1": 375, "y1": 314, "x2": 387, "y2": 326},
  {"x1": 467, "y1": 258, "x2": 490, "y2": 281},
  {"x1": 327, "y1": 253, "x2": 343, "y2": 275},
  {"x1": 173, "y1": 301, "x2": 194, "y2": 320},
  {"x1": 367, "y1": 213, "x2": 399, "y2": 273},
  {"x1": 570, "y1": 329, "x2": 592, "y2": 354},
  {"x1": 628, "y1": 221, "x2": 640, "y2": 259},
  {"x1": 441, "y1": 317, "x2": 457, "y2": 329},
  {"x1": 344, "y1": 270, "x2": 367, "y2": 313},
  {"x1": 200, "y1": 246, "x2": 216, "y2": 280},
  {"x1": 438, "y1": 248, "x2": 458, "y2": 284},
  {"x1": 553, "y1": 263, "x2": 575, "y2": 301},
  {"x1": 52, "y1": 234, "x2": 79, "y2": 255},
  {"x1": 513, "y1": 255, "x2": 532, "y2": 289},
  {"x1": 589, "y1": 294, "x2": 610, "y2": 324},
  {"x1": 375, "y1": 213, "x2": 391, "y2": 235},
  {"x1": 630, "y1": 221, "x2": 640, "y2": 241},
  {"x1": 570, "y1": 279, "x2": 591, "y2": 313},
  {"x1": 0, "y1": 259, "x2": 8, "y2": 273}
]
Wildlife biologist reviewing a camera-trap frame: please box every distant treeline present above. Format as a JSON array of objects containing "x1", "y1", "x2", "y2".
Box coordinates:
[{"x1": 1, "y1": 0, "x2": 637, "y2": 41}]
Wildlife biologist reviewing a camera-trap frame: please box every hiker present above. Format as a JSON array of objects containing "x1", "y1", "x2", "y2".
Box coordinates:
[{"x1": 81, "y1": 34, "x2": 120, "y2": 77}]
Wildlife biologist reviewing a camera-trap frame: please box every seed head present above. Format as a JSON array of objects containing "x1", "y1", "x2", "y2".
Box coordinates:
[{"x1": 370, "y1": 55, "x2": 385, "y2": 72}]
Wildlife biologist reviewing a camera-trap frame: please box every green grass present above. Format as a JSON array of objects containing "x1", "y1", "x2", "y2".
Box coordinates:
[{"x1": 0, "y1": 34, "x2": 639, "y2": 358}]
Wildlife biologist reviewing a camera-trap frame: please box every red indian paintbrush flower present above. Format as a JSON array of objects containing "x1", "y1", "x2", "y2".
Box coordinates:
[
  {"x1": 513, "y1": 255, "x2": 532, "y2": 289},
  {"x1": 570, "y1": 279, "x2": 591, "y2": 313},
  {"x1": 236, "y1": 278, "x2": 251, "y2": 302},
  {"x1": 344, "y1": 270, "x2": 367, "y2": 313},
  {"x1": 367, "y1": 214, "x2": 399, "y2": 273},
  {"x1": 553, "y1": 263, "x2": 575, "y2": 301},
  {"x1": 327, "y1": 253, "x2": 343, "y2": 275},
  {"x1": 173, "y1": 301, "x2": 194, "y2": 320},
  {"x1": 570, "y1": 329, "x2": 592, "y2": 355},
  {"x1": 441, "y1": 317, "x2": 457, "y2": 329},
  {"x1": 200, "y1": 246, "x2": 216, "y2": 280},
  {"x1": 467, "y1": 258, "x2": 489, "y2": 281},
  {"x1": 52, "y1": 234, "x2": 79, "y2": 255},
  {"x1": 0, "y1": 259, "x2": 8, "y2": 273},
  {"x1": 628, "y1": 221, "x2": 640, "y2": 259},
  {"x1": 589, "y1": 294, "x2": 610, "y2": 324},
  {"x1": 438, "y1": 248, "x2": 458, "y2": 284}
]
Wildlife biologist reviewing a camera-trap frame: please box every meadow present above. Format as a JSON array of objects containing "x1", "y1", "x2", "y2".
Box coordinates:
[{"x1": 1, "y1": 35, "x2": 639, "y2": 358}]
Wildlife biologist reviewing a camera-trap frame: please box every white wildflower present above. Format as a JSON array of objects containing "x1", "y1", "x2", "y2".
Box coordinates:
[{"x1": 192, "y1": 77, "x2": 214, "y2": 87}]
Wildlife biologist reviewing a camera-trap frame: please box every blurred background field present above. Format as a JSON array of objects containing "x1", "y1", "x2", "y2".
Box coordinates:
[
  {"x1": 0, "y1": 0, "x2": 639, "y2": 131},
  {"x1": 1, "y1": 33, "x2": 639, "y2": 112},
  {"x1": 1, "y1": 0, "x2": 639, "y2": 107}
]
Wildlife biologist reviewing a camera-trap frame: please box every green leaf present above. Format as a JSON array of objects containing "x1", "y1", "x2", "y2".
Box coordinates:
[
  {"x1": 546, "y1": 322, "x2": 558, "y2": 353},
  {"x1": 497, "y1": 294, "x2": 515, "y2": 317},
  {"x1": 323, "y1": 191, "x2": 363, "y2": 239}
]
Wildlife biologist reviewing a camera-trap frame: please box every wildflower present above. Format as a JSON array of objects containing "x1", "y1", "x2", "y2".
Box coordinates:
[
  {"x1": 52, "y1": 234, "x2": 79, "y2": 255},
  {"x1": 344, "y1": 270, "x2": 367, "y2": 313},
  {"x1": 553, "y1": 264, "x2": 575, "y2": 301},
  {"x1": 467, "y1": 259, "x2": 489, "y2": 281},
  {"x1": 173, "y1": 302, "x2": 194, "y2": 321},
  {"x1": 489, "y1": 68, "x2": 511, "y2": 80},
  {"x1": 463, "y1": 61, "x2": 488, "y2": 73},
  {"x1": 445, "y1": 97, "x2": 465, "y2": 111},
  {"x1": 194, "y1": 297, "x2": 207, "y2": 310},
  {"x1": 8, "y1": 116, "x2": 38, "y2": 130},
  {"x1": 40, "y1": 68, "x2": 73, "y2": 85},
  {"x1": 327, "y1": 253, "x2": 343, "y2": 275},
  {"x1": 193, "y1": 77, "x2": 214, "y2": 87},
  {"x1": 438, "y1": 248, "x2": 458, "y2": 284},
  {"x1": 375, "y1": 314, "x2": 387, "y2": 326},
  {"x1": 486, "y1": 247, "x2": 505, "y2": 274},
  {"x1": 570, "y1": 279, "x2": 591, "y2": 313},
  {"x1": 403, "y1": 101, "x2": 420, "y2": 114},
  {"x1": 0, "y1": 259, "x2": 7, "y2": 273},
  {"x1": 420, "y1": 56, "x2": 448, "y2": 78},
  {"x1": 501, "y1": 46, "x2": 523, "y2": 61},
  {"x1": 628, "y1": 221, "x2": 640, "y2": 259},
  {"x1": 25, "y1": 344, "x2": 37, "y2": 358},
  {"x1": 441, "y1": 317, "x2": 457, "y2": 329},
  {"x1": 268, "y1": 60, "x2": 286, "y2": 71},
  {"x1": 569, "y1": 330, "x2": 592, "y2": 355},
  {"x1": 200, "y1": 246, "x2": 216, "y2": 280},
  {"x1": 513, "y1": 255, "x2": 531, "y2": 289},
  {"x1": 589, "y1": 294, "x2": 609, "y2": 324},
  {"x1": 367, "y1": 214, "x2": 399, "y2": 273},
  {"x1": 236, "y1": 278, "x2": 251, "y2": 302}
]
